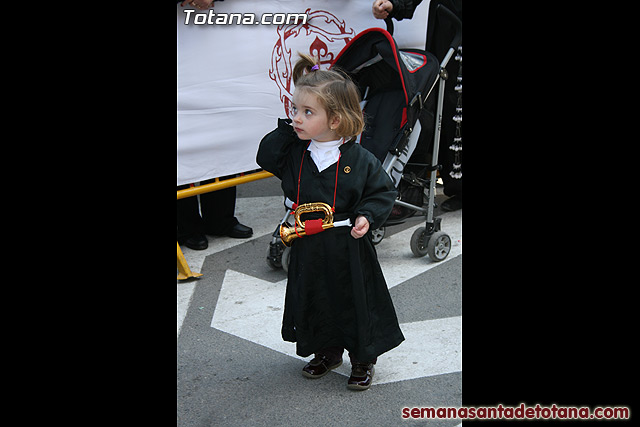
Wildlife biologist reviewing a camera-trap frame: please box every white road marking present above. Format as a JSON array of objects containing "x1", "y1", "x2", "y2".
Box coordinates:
[
  {"x1": 210, "y1": 209, "x2": 462, "y2": 384},
  {"x1": 178, "y1": 195, "x2": 286, "y2": 335},
  {"x1": 179, "y1": 196, "x2": 461, "y2": 335},
  {"x1": 211, "y1": 270, "x2": 461, "y2": 384}
]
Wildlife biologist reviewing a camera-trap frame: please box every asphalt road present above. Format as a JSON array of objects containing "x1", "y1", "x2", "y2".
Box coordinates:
[{"x1": 178, "y1": 175, "x2": 462, "y2": 426}]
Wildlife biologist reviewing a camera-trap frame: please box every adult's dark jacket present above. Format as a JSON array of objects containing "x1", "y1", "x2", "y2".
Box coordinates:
[
  {"x1": 257, "y1": 119, "x2": 405, "y2": 361},
  {"x1": 388, "y1": 0, "x2": 424, "y2": 21}
]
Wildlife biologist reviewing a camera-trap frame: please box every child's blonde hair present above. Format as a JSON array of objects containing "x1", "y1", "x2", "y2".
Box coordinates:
[{"x1": 292, "y1": 53, "x2": 364, "y2": 142}]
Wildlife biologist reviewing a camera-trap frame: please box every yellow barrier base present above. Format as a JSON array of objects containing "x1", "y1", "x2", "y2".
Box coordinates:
[{"x1": 177, "y1": 241, "x2": 203, "y2": 281}]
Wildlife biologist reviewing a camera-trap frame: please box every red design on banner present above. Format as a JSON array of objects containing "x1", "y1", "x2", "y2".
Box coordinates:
[{"x1": 269, "y1": 9, "x2": 355, "y2": 118}]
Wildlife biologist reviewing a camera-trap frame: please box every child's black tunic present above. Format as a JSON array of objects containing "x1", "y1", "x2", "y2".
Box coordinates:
[{"x1": 257, "y1": 119, "x2": 405, "y2": 362}]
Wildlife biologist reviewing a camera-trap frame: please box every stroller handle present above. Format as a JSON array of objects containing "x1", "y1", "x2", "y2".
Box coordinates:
[
  {"x1": 436, "y1": 4, "x2": 462, "y2": 50},
  {"x1": 384, "y1": 17, "x2": 394, "y2": 35}
]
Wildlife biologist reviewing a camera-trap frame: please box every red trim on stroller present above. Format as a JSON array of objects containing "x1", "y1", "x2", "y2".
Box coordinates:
[
  {"x1": 331, "y1": 28, "x2": 409, "y2": 127},
  {"x1": 402, "y1": 51, "x2": 428, "y2": 73}
]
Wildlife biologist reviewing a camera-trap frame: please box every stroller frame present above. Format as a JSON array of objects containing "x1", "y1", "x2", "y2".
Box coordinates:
[{"x1": 266, "y1": 5, "x2": 461, "y2": 269}]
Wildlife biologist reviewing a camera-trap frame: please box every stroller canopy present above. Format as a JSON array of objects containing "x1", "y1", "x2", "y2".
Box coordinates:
[{"x1": 331, "y1": 28, "x2": 439, "y2": 162}]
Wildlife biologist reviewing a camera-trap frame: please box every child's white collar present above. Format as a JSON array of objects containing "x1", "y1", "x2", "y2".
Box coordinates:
[{"x1": 308, "y1": 138, "x2": 344, "y2": 172}]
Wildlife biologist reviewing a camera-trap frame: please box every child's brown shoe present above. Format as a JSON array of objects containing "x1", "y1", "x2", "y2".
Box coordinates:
[
  {"x1": 347, "y1": 362, "x2": 375, "y2": 390},
  {"x1": 301, "y1": 355, "x2": 342, "y2": 379}
]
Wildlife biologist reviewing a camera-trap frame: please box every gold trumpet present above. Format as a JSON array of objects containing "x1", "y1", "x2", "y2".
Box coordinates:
[{"x1": 280, "y1": 202, "x2": 335, "y2": 246}]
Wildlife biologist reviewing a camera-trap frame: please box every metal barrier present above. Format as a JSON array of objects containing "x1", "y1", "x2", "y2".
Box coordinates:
[{"x1": 177, "y1": 169, "x2": 274, "y2": 280}]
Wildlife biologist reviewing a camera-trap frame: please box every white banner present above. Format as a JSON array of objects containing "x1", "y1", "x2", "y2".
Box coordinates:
[{"x1": 177, "y1": 0, "x2": 429, "y2": 186}]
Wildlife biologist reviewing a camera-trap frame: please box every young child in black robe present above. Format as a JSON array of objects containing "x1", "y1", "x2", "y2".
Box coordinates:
[{"x1": 257, "y1": 53, "x2": 405, "y2": 390}]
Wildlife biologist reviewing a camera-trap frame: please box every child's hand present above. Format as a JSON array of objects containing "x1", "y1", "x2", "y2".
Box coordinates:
[{"x1": 351, "y1": 215, "x2": 370, "y2": 239}]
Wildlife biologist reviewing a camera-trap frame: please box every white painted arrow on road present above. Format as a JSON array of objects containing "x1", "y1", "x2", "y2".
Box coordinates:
[{"x1": 211, "y1": 211, "x2": 462, "y2": 385}]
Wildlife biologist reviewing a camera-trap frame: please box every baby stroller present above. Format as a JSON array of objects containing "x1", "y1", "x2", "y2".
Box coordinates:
[{"x1": 267, "y1": 4, "x2": 462, "y2": 270}]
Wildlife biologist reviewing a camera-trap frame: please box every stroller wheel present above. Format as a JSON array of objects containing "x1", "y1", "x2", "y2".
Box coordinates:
[
  {"x1": 281, "y1": 246, "x2": 291, "y2": 273},
  {"x1": 266, "y1": 240, "x2": 284, "y2": 270},
  {"x1": 427, "y1": 231, "x2": 451, "y2": 262},
  {"x1": 371, "y1": 227, "x2": 385, "y2": 245},
  {"x1": 410, "y1": 227, "x2": 429, "y2": 257}
]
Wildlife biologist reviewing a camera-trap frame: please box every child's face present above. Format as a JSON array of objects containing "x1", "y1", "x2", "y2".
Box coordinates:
[{"x1": 291, "y1": 90, "x2": 340, "y2": 142}]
